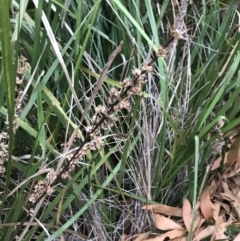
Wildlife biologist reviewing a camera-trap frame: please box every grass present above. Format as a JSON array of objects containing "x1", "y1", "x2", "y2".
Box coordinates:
[{"x1": 0, "y1": 0, "x2": 240, "y2": 240}]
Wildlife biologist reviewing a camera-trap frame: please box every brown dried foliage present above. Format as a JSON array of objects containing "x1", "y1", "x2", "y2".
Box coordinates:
[{"x1": 136, "y1": 128, "x2": 240, "y2": 241}]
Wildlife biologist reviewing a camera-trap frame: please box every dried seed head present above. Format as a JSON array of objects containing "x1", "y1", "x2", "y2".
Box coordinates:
[
  {"x1": 86, "y1": 126, "x2": 93, "y2": 133},
  {"x1": 157, "y1": 46, "x2": 169, "y2": 58},
  {"x1": 95, "y1": 105, "x2": 107, "y2": 114},
  {"x1": 29, "y1": 168, "x2": 56, "y2": 203},
  {"x1": 137, "y1": 74, "x2": 146, "y2": 83},
  {"x1": 121, "y1": 79, "x2": 133, "y2": 88},
  {"x1": 171, "y1": 29, "x2": 185, "y2": 39},
  {"x1": 110, "y1": 87, "x2": 121, "y2": 98},
  {"x1": 141, "y1": 61, "x2": 153, "y2": 72},
  {"x1": 132, "y1": 68, "x2": 141, "y2": 76}
]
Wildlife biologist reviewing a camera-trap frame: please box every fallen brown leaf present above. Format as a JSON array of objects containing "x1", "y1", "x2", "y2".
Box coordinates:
[
  {"x1": 134, "y1": 232, "x2": 151, "y2": 241},
  {"x1": 210, "y1": 214, "x2": 230, "y2": 241},
  {"x1": 227, "y1": 136, "x2": 240, "y2": 167},
  {"x1": 121, "y1": 234, "x2": 131, "y2": 241},
  {"x1": 193, "y1": 226, "x2": 215, "y2": 241},
  {"x1": 211, "y1": 202, "x2": 221, "y2": 221},
  {"x1": 172, "y1": 236, "x2": 187, "y2": 241},
  {"x1": 192, "y1": 212, "x2": 203, "y2": 236},
  {"x1": 220, "y1": 189, "x2": 240, "y2": 203},
  {"x1": 182, "y1": 198, "x2": 192, "y2": 232},
  {"x1": 145, "y1": 229, "x2": 186, "y2": 241},
  {"x1": 234, "y1": 233, "x2": 240, "y2": 241},
  {"x1": 214, "y1": 200, "x2": 230, "y2": 214},
  {"x1": 154, "y1": 213, "x2": 185, "y2": 231},
  {"x1": 200, "y1": 187, "x2": 213, "y2": 221},
  {"x1": 211, "y1": 155, "x2": 227, "y2": 170},
  {"x1": 142, "y1": 204, "x2": 182, "y2": 217}
]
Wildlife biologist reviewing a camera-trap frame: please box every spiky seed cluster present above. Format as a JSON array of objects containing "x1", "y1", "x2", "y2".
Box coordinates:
[
  {"x1": 68, "y1": 61, "x2": 152, "y2": 181},
  {"x1": 29, "y1": 169, "x2": 57, "y2": 203},
  {"x1": 157, "y1": 46, "x2": 169, "y2": 58},
  {"x1": 86, "y1": 63, "x2": 150, "y2": 136},
  {"x1": 157, "y1": 27, "x2": 187, "y2": 60},
  {"x1": 109, "y1": 86, "x2": 131, "y2": 111},
  {"x1": 92, "y1": 105, "x2": 110, "y2": 129},
  {"x1": 61, "y1": 137, "x2": 103, "y2": 179},
  {"x1": 141, "y1": 61, "x2": 153, "y2": 72},
  {"x1": 85, "y1": 105, "x2": 117, "y2": 135}
]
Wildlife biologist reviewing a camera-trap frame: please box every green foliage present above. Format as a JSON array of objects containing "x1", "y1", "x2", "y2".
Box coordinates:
[{"x1": 0, "y1": 0, "x2": 240, "y2": 240}]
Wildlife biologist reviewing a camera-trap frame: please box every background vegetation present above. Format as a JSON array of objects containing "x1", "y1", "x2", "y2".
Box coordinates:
[{"x1": 0, "y1": 0, "x2": 240, "y2": 240}]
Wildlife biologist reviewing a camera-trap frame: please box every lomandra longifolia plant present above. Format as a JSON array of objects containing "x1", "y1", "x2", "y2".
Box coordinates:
[
  {"x1": 28, "y1": 42, "x2": 171, "y2": 207},
  {"x1": 10, "y1": 28, "x2": 184, "y2": 238}
]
